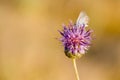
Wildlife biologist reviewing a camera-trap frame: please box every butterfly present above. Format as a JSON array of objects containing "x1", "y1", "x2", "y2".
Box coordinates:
[{"x1": 76, "y1": 11, "x2": 89, "y2": 27}]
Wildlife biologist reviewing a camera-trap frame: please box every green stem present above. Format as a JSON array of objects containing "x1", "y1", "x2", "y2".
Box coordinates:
[{"x1": 72, "y1": 59, "x2": 80, "y2": 80}]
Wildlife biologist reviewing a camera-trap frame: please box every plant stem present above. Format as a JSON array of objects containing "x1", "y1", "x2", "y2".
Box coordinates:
[{"x1": 72, "y1": 59, "x2": 80, "y2": 80}]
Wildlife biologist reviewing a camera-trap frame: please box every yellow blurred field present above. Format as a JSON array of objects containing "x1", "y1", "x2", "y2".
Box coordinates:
[{"x1": 0, "y1": 0, "x2": 120, "y2": 80}]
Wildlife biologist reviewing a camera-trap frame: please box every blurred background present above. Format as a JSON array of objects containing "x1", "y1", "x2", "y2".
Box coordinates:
[{"x1": 0, "y1": 0, "x2": 120, "y2": 80}]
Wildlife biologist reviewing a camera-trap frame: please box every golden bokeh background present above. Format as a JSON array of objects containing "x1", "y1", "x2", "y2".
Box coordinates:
[{"x1": 0, "y1": 0, "x2": 120, "y2": 80}]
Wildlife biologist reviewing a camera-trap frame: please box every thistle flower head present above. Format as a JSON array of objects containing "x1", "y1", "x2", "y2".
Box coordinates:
[{"x1": 59, "y1": 12, "x2": 93, "y2": 58}]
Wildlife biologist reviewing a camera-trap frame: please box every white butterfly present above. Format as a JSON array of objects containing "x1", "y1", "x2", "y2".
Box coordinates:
[{"x1": 76, "y1": 11, "x2": 89, "y2": 27}]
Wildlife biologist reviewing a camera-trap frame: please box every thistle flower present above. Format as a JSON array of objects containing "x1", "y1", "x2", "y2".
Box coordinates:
[
  {"x1": 58, "y1": 11, "x2": 94, "y2": 80},
  {"x1": 59, "y1": 12, "x2": 93, "y2": 59}
]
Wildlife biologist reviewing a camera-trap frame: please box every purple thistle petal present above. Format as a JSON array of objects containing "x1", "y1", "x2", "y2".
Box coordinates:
[{"x1": 58, "y1": 21, "x2": 93, "y2": 58}]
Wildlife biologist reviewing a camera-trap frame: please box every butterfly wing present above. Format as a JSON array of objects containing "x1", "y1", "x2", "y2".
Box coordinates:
[{"x1": 76, "y1": 11, "x2": 89, "y2": 27}]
